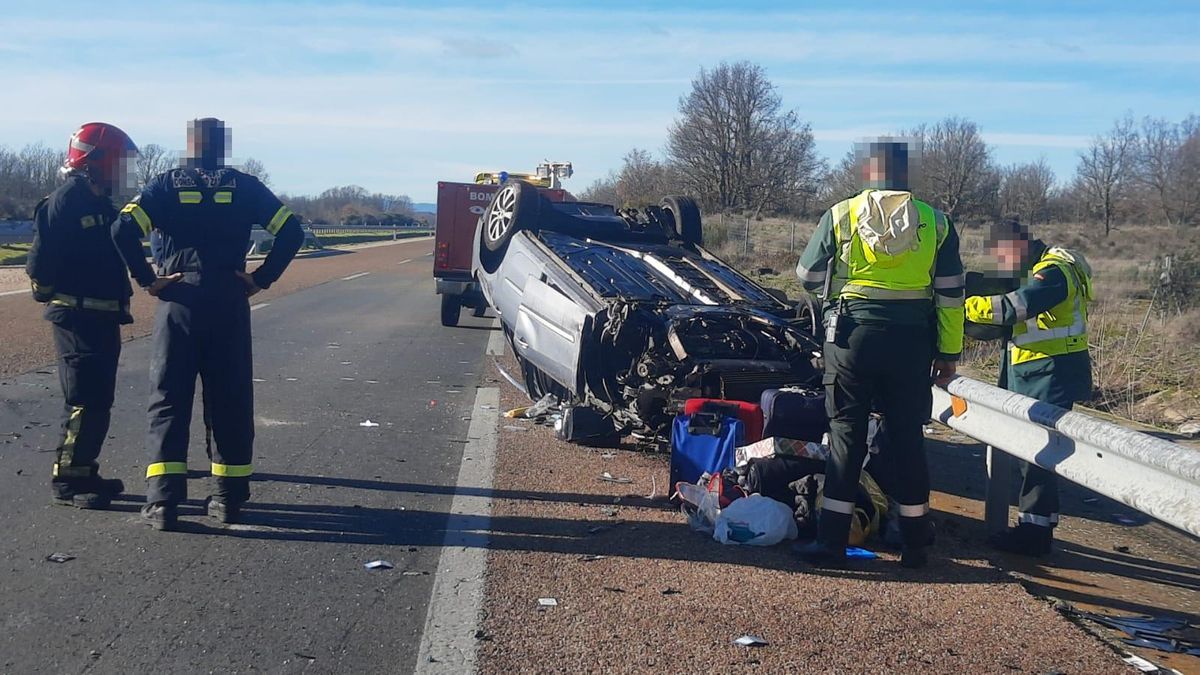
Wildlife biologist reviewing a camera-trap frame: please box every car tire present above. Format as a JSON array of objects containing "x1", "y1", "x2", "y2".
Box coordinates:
[
  {"x1": 440, "y1": 294, "x2": 461, "y2": 327},
  {"x1": 482, "y1": 181, "x2": 537, "y2": 254},
  {"x1": 795, "y1": 293, "x2": 822, "y2": 337},
  {"x1": 660, "y1": 196, "x2": 703, "y2": 246}
]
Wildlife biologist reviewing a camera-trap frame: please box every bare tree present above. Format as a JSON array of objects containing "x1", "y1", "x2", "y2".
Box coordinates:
[
  {"x1": 817, "y1": 149, "x2": 862, "y2": 210},
  {"x1": 613, "y1": 148, "x2": 681, "y2": 208},
  {"x1": 909, "y1": 117, "x2": 998, "y2": 221},
  {"x1": 578, "y1": 172, "x2": 620, "y2": 205},
  {"x1": 135, "y1": 143, "x2": 178, "y2": 187},
  {"x1": 241, "y1": 157, "x2": 271, "y2": 187},
  {"x1": 1136, "y1": 115, "x2": 1200, "y2": 227},
  {"x1": 999, "y1": 158, "x2": 1056, "y2": 226},
  {"x1": 1075, "y1": 114, "x2": 1138, "y2": 236},
  {"x1": 667, "y1": 61, "x2": 823, "y2": 214}
]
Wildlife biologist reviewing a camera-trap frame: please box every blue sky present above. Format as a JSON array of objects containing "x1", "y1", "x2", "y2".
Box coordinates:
[{"x1": 2, "y1": 1, "x2": 1197, "y2": 203}]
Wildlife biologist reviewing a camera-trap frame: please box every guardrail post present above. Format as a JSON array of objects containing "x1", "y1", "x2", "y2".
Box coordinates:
[{"x1": 984, "y1": 445, "x2": 1015, "y2": 535}]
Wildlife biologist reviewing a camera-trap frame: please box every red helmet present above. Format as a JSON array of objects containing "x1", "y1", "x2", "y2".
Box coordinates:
[{"x1": 63, "y1": 122, "x2": 137, "y2": 190}]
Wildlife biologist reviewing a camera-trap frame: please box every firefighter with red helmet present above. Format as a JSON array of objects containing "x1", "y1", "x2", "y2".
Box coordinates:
[
  {"x1": 25, "y1": 122, "x2": 138, "y2": 508},
  {"x1": 112, "y1": 118, "x2": 303, "y2": 530}
]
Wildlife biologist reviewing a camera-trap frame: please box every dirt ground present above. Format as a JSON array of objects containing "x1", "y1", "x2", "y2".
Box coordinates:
[{"x1": 475, "y1": 351, "x2": 1161, "y2": 674}]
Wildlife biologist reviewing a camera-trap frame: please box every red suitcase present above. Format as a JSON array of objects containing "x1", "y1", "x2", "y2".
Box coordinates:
[{"x1": 683, "y1": 398, "x2": 764, "y2": 444}]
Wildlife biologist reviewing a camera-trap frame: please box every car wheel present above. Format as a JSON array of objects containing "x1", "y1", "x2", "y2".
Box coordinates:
[
  {"x1": 795, "y1": 293, "x2": 822, "y2": 337},
  {"x1": 482, "y1": 181, "x2": 536, "y2": 253},
  {"x1": 440, "y1": 294, "x2": 461, "y2": 327},
  {"x1": 660, "y1": 196, "x2": 703, "y2": 246}
]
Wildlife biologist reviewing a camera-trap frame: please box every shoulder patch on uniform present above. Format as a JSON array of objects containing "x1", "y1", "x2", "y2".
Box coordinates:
[{"x1": 170, "y1": 169, "x2": 196, "y2": 188}]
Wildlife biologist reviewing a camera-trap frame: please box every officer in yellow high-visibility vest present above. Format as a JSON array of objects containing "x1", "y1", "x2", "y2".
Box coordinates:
[
  {"x1": 966, "y1": 219, "x2": 1093, "y2": 556},
  {"x1": 794, "y1": 140, "x2": 965, "y2": 568}
]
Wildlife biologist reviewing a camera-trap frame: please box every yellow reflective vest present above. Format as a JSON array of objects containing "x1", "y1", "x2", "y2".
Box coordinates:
[{"x1": 1009, "y1": 248, "x2": 1092, "y2": 365}]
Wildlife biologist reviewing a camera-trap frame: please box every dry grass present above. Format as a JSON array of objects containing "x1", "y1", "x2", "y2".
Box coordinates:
[{"x1": 709, "y1": 214, "x2": 1200, "y2": 428}]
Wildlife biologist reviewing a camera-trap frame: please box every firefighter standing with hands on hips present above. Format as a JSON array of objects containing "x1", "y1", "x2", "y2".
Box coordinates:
[
  {"x1": 27, "y1": 123, "x2": 139, "y2": 509},
  {"x1": 966, "y1": 219, "x2": 1093, "y2": 556},
  {"x1": 112, "y1": 118, "x2": 304, "y2": 531},
  {"x1": 793, "y1": 139, "x2": 965, "y2": 568}
]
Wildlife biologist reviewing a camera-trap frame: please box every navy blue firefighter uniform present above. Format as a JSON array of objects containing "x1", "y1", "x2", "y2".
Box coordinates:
[
  {"x1": 112, "y1": 166, "x2": 303, "y2": 524},
  {"x1": 27, "y1": 174, "x2": 133, "y2": 507}
]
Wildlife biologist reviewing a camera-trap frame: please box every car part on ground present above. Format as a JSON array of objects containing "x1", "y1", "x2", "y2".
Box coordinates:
[{"x1": 473, "y1": 185, "x2": 821, "y2": 443}]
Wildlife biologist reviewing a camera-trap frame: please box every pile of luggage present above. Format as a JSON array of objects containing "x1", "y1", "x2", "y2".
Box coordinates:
[{"x1": 671, "y1": 387, "x2": 894, "y2": 549}]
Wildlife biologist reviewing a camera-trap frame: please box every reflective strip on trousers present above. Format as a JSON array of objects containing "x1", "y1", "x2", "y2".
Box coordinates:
[
  {"x1": 146, "y1": 461, "x2": 189, "y2": 478},
  {"x1": 211, "y1": 463, "x2": 253, "y2": 478},
  {"x1": 896, "y1": 502, "x2": 930, "y2": 518},
  {"x1": 822, "y1": 496, "x2": 856, "y2": 515},
  {"x1": 55, "y1": 406, "x2": 85, "y2": 474},
  {"x1": 1018, "y1": 512, "x2": 1060, "y2": 527},
  {"x1": 50, "y1": 293, "x2": 124, "y2": 312}
]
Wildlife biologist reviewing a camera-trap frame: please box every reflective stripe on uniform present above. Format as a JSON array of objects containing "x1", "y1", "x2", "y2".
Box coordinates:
[
  {"x1": 30, "y1": 280, "x2": 54, "y2": 295},
  {"x1": 1017, "y1": 511, "x2": 1059, "y2": 527},
  {"x1": 1011, "y1": 295, "x2": 1085, "y2": 346},
  {"x1": 146, "y1": 461, "x2": 189, "y2": 478},
  {"x1": 178, "y1": 191, "x2": 203, "y2": 204},
  {"x1": 57, "y1": 405, "x2": 84, "y2": 472},
  {"x1": 935, "y1": 292, "x2": 965, "y2": 308},
  {"x1": 933, "y1": 273, "x2": 965, "y2": 289},
  {"x1": 265, "y1": 206, "x2": 294, "y2": 235},
  {"x1": 121, "y1": 202, "x2": 153, "y2": 235},
  {"x1": 214, "y1": 191, "x2": 233, "y2": 204},
  {"x1": 49, "y1": 293, "x2": 123, "y2": 312},
  {"x1": 895, "y1": 502, "x2": 930, "y2": 518},
  {"x1": 1005, "y1": 290, "x2": 1029, "y2": 321},
  {"x1": 821, "y1": 496, "x2": 856, "y2": 515},
  {"x1": 797, "y1": 264, "x2": 826, "y2": 284},
  {"x1": 211, "y1": 462, "x2": 253, "y2": 478},
  {"x1": 53, "y1": 464, "x2": 92, "y2": 478},
  {"x1": 837, "y1": 282, "x2": 932, "y2": 300}
]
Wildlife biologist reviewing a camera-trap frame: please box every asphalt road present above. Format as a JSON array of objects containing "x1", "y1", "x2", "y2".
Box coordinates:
[{"x1": 0, "y1": 243, "x2": 496, "y2": 673}]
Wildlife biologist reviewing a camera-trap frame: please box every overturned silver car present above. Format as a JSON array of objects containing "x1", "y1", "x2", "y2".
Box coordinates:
[{"x1": 473, "y1": 181, "x2": 822, "y2": 441}]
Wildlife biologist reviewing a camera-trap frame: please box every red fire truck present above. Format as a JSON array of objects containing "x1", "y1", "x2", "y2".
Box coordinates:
[{"x1": 434, "y1": 163, "x2": 572, "y2": 326}]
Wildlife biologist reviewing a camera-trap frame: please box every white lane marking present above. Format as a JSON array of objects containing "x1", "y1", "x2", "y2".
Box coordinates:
[
  {"x1": 424, "y1": 252, "x2": 433, "y2": 257},
  {"x1": 0, "y1": 288, "x2": 30, "y2": 298},
  {"x1": 485, "y1": 318, "x2": 505, "y2": 356},
  {"x1": 415, "y1": 386, "x2": 498, "y2": 674},
  {"x1": 341, "y1": 271, "x2": 370, "y2": 281},
  {"x1": 250, "y1": 302, "x2": 270, "y2": 311},
  {"x1": 397, "y1": 258, "x2": 414, "y2": 265}
]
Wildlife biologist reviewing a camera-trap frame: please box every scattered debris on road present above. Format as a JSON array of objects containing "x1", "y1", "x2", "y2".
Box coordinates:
[
  {"x1": 599, "y1": 472, "x2": 632, "y2": 484},
  {"x1": 359, "y1": 420, "x2": 380, "y2": 427},
  {"x1": 45, "y1": 553, "x2": 74, "y2": 563},
  {"x1": 364, "y1": 560, "x2": 393, "y2": 570},
  {"x1": 733, "y1": 635, "x2": 769, "y2": 647},
  {"x1": 537, "y1": 598, "x2": 558, "y2": 607}
]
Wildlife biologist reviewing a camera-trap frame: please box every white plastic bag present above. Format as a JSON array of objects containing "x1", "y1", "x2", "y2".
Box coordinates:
[
  {"x1": 677, "y1": 482, "x2": 721, "y2": 535},
  {"x1": 713, "y1": 494, "x2": 798, "y2": 546}
]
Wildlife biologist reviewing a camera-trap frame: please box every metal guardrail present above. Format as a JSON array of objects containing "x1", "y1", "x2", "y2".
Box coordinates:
[{"x1": 931, "y1": 376, "x2": 1200, "y2": 538}]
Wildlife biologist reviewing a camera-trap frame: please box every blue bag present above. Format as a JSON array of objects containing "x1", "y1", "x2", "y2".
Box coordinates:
[{"x1": 670, "y1": 412, "x2": 744, "y2": 489}]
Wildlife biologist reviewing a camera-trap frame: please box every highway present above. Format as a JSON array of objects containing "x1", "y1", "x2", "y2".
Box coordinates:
[
  {"x1": 0, "y1": 239, "x2": 1195, "y2": 673},
  {"x1": 0, "y1": 239, "x2": 494, "y2": 673}
]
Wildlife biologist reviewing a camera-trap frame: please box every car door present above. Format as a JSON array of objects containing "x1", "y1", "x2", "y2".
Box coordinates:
[{"x1": 512, "y1": 275, "x2": 588, "y2": 394}]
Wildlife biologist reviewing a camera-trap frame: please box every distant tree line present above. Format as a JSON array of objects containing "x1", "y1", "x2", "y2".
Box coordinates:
[
  {"x1": 0, "y1": 143, "x2": 418, "y2": 227},
  {"x1": 581, "y1": 60, "x2": 1200, "y2": 235}
]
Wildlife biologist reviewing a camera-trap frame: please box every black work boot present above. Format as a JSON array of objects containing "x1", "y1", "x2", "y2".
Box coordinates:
[
  {"x1": 899, "y1": 515, "x2": 934, "y2": 569},
  {"x1": 794, "y1": 511, "x2": 852, "y2": 567},
  {"x1": 141, "y1": 502, "x2": 179, "y2": 531},
  {"x1": 51, "y1": 475, "x2": 126, "y2": 510},
  {"x1": 206, "y1": 497, "x2": 242, "y2": 524},
  {"x1": 990, "y1": 523, "x2": 1052, "y2": 556}
]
